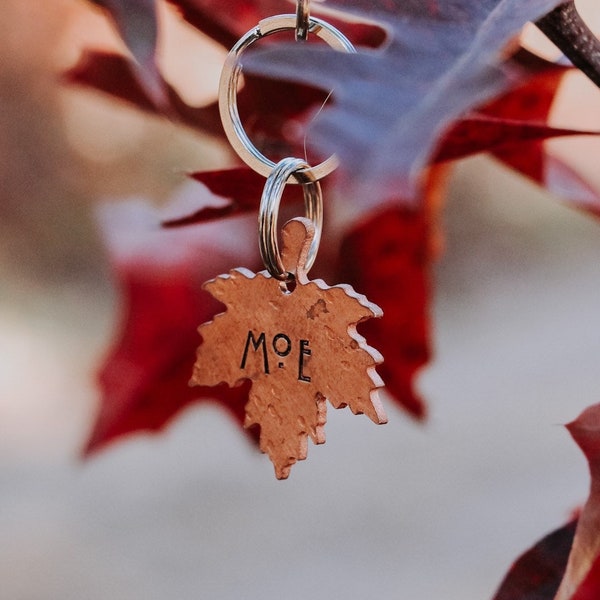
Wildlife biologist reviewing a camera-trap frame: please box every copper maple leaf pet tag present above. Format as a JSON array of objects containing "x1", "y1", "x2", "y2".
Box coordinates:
[
  {"x1": 191, "y1": 158, "x2": 386, "y2": 479},
  {"x1": 192, "y1": 10, "x2": 386, "y2": 478}
]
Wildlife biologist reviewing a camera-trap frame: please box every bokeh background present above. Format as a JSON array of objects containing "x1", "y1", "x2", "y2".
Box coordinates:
[{"x1": 2, "y1": 1, "x2": 600, "y2": 599}]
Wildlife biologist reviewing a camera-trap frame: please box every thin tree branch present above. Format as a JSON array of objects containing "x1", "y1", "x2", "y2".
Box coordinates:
[{"x1": 535, "y1": 1, "x2": 600, "y2": 89}]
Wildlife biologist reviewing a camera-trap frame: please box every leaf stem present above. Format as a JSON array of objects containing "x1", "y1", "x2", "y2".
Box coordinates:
[{"x1": 535, "y1": 1, "x2": 600, "y2": 89}]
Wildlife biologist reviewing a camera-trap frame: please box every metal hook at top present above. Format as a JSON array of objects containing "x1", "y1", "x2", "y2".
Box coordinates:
[{"x1": 296, "y1": 0, "x2": 310, "y2": 41}]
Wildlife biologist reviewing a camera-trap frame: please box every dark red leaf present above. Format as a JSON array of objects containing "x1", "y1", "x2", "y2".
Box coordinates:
[
  {"x1": 88, "y1": 271, "x2": 252, "y2": 452},
  {"x1": 553, "y1": 404, "x2": 600, "y2": 600},
  {"x1": 491, "y1": 520, "x2": 577, "y2": 600},
  {"x1": 166, "y1": 168, "x2": 263, "y2": 225},
  {"x1": 191, "y1": 168, "x2": 266, "y2": 200},
  {"x1": 161, "y1": 204, "x2": 239, "y2": 227},
  {"x1": 162, "y1": 168, "x2": 306, "y2": 227},
  {"x1": 433, "y1": 56, "x2": 600, "y2": 166},
  {"x1": 65, "y1": 51, "x2": 223, "y2": 136},
  {"x1": 494, "y1": 404, "x2": 600, "y2": 600},
  {"x1": 436, "y1": 115, "x2": 595, "y2": 164},
  {"x1": 338, "y1": 207, "x2": 431, "y2": 419},
  {"x1": 485, "y1": 57, "x2": 568, "y2": 184},
  {"x1": 481, "y1": 56, "x2": 600, "y2": 214},
  {"x1": 335, "y1": 163, "x2": 450, "y2": 418},
  {"x1": 86, "y1": 198, "x2": 261, "y2": 453}
]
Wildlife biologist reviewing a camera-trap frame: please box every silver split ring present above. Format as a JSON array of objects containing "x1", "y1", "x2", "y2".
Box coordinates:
[
  {"x1": 218, "y1": 15, "x2": 356, "y2": 183},
  {"x1": 259, "y1": 157, "x2": 323, "y2": 280}
]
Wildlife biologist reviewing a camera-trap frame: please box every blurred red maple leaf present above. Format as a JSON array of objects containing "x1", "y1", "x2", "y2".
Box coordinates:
[
  {"x1": 554, "y1": 404, "x2": 600, "y2": 600},
  {"x1": 74, "y1": 0, "x2": 600, "y2": 453},
  {"x1": 489, "y1": 403, "x2": 600, "y2": 600},
  {"x1": 491, "y1": 520, "x2": 577, "y2": 600},
  {"x1": 88, "y1": 195, "x2": 259, "y2": 452},
  {"x1": 476, "y1": 50, "x2": 600, "y2": 214}
]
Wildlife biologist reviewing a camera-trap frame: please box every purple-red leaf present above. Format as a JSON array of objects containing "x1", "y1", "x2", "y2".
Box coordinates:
[
  {"x1": 495, "y1": 404, "x2": 600, "y2": 600},
  {"x1": 65, "y1": 51, "x2": 223, "y2": 135},
  {"x1": 244, "y1": 0, "x2": 567, "y2": 205},
  {"x1": 437, "y1": 115, "x2": 595, "y2": 164},
  {"x1": 491, "y1": 520, "x2": 577, "y2": 600},
  {"x1": 554, "y1": 404, "x2": 600, "y2": 600}
]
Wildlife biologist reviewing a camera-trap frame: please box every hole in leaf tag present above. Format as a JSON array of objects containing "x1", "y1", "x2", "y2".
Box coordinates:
[{"x1": 279, "y1": 276, "x2": 297, "y2": 294}]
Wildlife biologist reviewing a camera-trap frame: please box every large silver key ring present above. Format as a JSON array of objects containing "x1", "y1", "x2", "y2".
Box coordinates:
[
  {"x1": 218, "y1": 15, "x2": 356, "y2": 183},
  {"x1": 259, "y1": 157, "x2": 323, "y2": 280}
]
